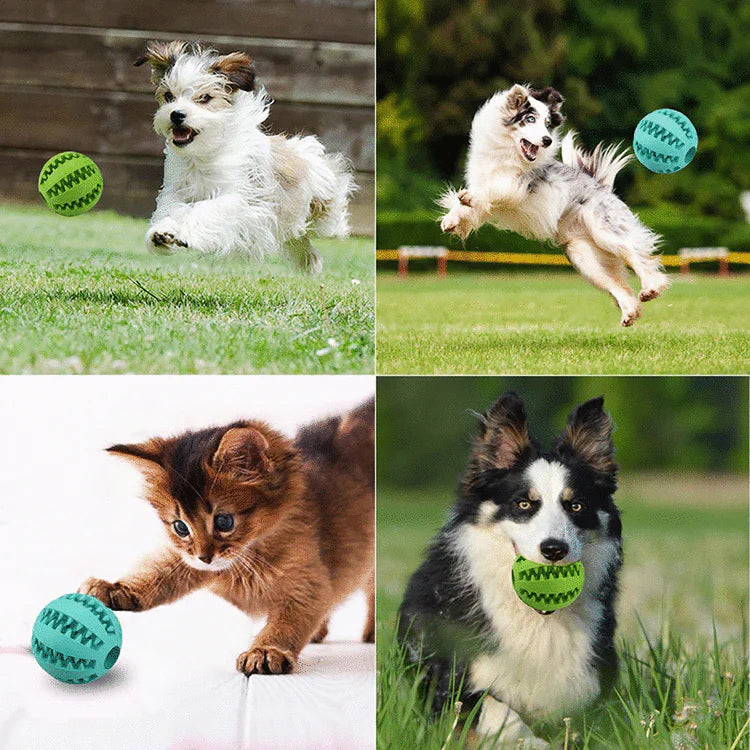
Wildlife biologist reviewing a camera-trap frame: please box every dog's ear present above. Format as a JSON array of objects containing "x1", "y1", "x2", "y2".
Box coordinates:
[
  {"x1": 134, "y1": 40, "x2": 189, "y2": 85},
  {"x1": 472, "y1": 391, "x2": 533, "y2": 471},
  {"x1": 210, "y1": 52, "x2": 256, "y2": 92},
  {"x1": 505, "y1": 84, "x2": 529, "y2": 112},
  {"x1": 532, "y1": 86, "x2": 565, "y2": 127},
  {"x1": 557, "y1": 397, "x2": 617, "y2": 476}
]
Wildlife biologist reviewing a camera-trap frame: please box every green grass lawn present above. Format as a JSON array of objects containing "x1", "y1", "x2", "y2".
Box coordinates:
[
  {"x1": 376, "y1": 271, "x2": 750, "y2": 374},
  {"x1": 378, "y1": 476, "x2": 749, "y2": 749},
  {"x1": 0, "y1": 204, "x2": 374, "y2": 373}
]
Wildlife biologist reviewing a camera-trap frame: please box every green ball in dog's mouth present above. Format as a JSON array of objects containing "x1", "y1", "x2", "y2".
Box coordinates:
[{"x1": 511, "y1": 555, "x2": 585, "y2": 612}]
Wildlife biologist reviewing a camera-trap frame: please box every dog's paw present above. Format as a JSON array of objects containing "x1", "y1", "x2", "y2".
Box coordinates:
[
  {"x1": 440, "y1": 207, "x2": 472, "y2": 240},
  {"x1": 78, "y1": 578, "x2": 142, "y2": 611},
  {"x1": 236, "y1": 645, "x2": 297, "y2": 675},
  {"x1": 146, "y1": 226, "x2": 188, "y2": 255},
  {"x1": 638, "y1": 288, "x2": 659, "y2": 302},
  {"x1": 457, "y1": 188, "x2": 474, "y2": 207},
  {"x1": 620, "y1": 305, "x2": 642, "y2": 327}
]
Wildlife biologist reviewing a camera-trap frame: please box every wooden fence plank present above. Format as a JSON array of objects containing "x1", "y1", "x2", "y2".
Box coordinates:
[
  {"x1": 0, "y1": 150, "x2": 374, "y2": 234},
  {"x1": 0, "y1": 0, "x2": 374, "y2": 45},
  {"x1": 0, "y1": 26, "x2": 373, "y2": 107},
  {"x1": 0, "y1": 86, "x2": 373, "y2": 171}
]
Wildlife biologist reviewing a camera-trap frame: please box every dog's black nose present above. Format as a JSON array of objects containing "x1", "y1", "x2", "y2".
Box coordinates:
[
  {"x1": 540, "y1": 539, "x2": 568, "y2": 561},
  {"x1": 170, "y1": 110, "x2": 187, "y2": 125},
  {"x1": 542, "y1": 136, "x2": 553, "y2": 147}
]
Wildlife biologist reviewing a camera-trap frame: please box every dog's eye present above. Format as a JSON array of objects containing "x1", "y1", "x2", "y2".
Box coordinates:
[
  {"x1": 173, "y1": 519, "x2": 190, "y2": 537},
  {"x1": 197, "y1": 94, "x2": 213, "y2": 104},
  {"x1": 526, "y1": 115, "x2": 536, "y2": 124},
  {"x1": 570, "y1": 502, "x2": 583, "y2": 512},
  {"x1": 163, "y1": 91, "x2": 175, "y2": 103},
  {"x1": 517, "y1": 500, "x2": 532, "y2": 510},
  {"x1": 214, "y1": 513, "x2": 235, "y2": 532},
  {"x1": 545, "y1": 119, "x2": 551, "y2": 128}
]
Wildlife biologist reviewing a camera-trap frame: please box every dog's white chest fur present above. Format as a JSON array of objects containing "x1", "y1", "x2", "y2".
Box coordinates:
[{"x1": 455, "y1": 524, "x2": 603, "y2": 721}]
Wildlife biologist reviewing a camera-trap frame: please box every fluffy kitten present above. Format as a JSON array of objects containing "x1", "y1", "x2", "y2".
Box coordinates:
[{"x1": 80, "y1": 398, "x2": 374, "y2": 675}]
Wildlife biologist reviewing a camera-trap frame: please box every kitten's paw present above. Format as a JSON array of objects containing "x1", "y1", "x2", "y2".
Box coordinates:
[
  {"x1": 310, "y1": 620, "x2": 329, "y2": 644},
  {"x1": 78, "y1": 578, "x2": 142, "y2": 611},
  {"x1": 236, "y1": 646, "x2": 297, "y2": 675}
]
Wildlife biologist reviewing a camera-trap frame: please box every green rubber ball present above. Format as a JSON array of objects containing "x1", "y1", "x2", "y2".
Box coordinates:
[
  {"x1": 38, "y1": 151, "x2": 103, "y2": 216},
  {"x1": 511, "y1": 555, "x2": 585, "y2": 611},
  {"x1": 31, "y1": 593, "x2": 122, "y2": 683}
]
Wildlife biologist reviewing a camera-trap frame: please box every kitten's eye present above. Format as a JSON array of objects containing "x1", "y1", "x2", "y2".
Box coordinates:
[
  {"x1": 197, "y1": 94, "x2": 213, "y2": 104},
  {"x1": 526, "y1": 115, "x2": 536, "y2": 124},
  {"x1": 517, "y1": 500, "x2": 532, "y2": 510},
  {"x1": 214, "y1": 513, "x2": 235, "y2": 532},
  {"x1": 570, "y1": 502, "x2": 583, "y2": 512},
  {"x1": 163, "y1": 91, "x2": 175, "y2": 103},
  {"x1": 173, "y1": 519, "x2": 190, "y2": 537}
]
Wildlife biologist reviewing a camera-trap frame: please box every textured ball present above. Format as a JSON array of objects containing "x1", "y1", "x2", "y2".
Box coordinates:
[
  {"x1": 511, "y1": 555, "x2": 585, "y2": 612},
  {"x1": 31, "y1": 593, "x2": 122, "y2": 683},
  {"x1": 633, "y1": 109, "x2": 698, "y2": 174},
  {"x1": 38, "y1": 152, "x2": 103, "y2": 216}
]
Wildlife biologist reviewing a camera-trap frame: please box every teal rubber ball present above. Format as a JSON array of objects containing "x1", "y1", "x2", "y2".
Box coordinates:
[
  {"x1": 633, "y1": 109, "x2": 698, "y2": 174},
  {"x1": 31, "y1": 593, "x2": 122, "y2": 683}
]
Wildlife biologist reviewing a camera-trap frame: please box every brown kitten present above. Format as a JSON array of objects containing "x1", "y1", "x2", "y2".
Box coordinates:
[{"x1": 80, "y1": 398, "x2": 374, "y2": 675}]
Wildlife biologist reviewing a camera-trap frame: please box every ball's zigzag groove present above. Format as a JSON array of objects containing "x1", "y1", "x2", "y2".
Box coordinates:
[
  {"x1": 637, "y1": 120, "x2": 685, "y2": 149},
  {"x1": 657, "y1": 109, "x2": 694, "y2": 139},
  {"x1": 53, "y1": 184, "x2": 103, "y2": 212},
  {"x1": 517, "y1": 587, "x2": 582, "y2": 605},
  {"x1": 38, "y1": 608, "x2": 104, "y2": 649},
  {"x1": 516, "y1": 562, "x2": 582, "y2": 581},
  {"x1": 32, "y1": 638, "x2": 96, "y2": 671},
  {"x1": 45, "y1": 165, "x2": 99, "y2": 198},
  {"x1": 39, "y1": 152, "x2": 79, "y2": 184},
  {"x1": 633, "y1": 142, "x2": 679, "y2": 163},
  {"x1": 63, "y1": 593, "x2": 117, "y2": 635}
]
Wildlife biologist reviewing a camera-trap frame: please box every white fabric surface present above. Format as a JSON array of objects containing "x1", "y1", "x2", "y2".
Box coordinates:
[{"x1": 0, "y1": 376, "x2": 375, "y2": 750}]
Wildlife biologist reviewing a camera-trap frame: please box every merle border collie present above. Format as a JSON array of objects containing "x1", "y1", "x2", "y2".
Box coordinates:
[
  {"x1": 399, "y1": 391, "x2": 622, "y2": 748},
  {"x1": 439, "y1": 84, "x2": 669, "y2": 327}
]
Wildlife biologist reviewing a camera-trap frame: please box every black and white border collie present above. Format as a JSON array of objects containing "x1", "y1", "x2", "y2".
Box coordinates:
[
  {"x1": 439, "y1": 84, "x2": 669, "y2": 327},
  {"x1": 399, "y1": 391, "x2": 622, "y2": 748}
]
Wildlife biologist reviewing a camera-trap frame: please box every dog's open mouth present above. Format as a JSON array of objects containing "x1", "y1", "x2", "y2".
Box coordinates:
[
  {"x1": 172, "y1": 126, "x2": 196, "y2": 147},
  {"x1": 520, "y1": 138, "x2": 539, "y2": 162}
]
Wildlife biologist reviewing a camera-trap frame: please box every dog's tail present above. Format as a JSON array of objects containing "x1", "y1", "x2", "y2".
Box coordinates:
[{"x1": 561, "y1": 131, "x2": 631, "y2": 191}]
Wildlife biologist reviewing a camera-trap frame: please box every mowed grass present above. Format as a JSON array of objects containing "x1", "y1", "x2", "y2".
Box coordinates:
[
  {"x1": 0, "y1": 204, "x2": 374, "y2": 373},
  {"x1": 377, "y1": 476, "x2": 749, "y2": 749},
  {"x1": 376, "y1": 271, "x2": 750, "y2": 374}
]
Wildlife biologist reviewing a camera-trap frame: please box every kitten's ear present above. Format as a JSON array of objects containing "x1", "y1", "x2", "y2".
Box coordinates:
[
  {"x1": 212, "y1": 426, "x2": 273, "y2": 482},
  {"x1": 210, "y1": 52, "x2": 255, "y2": 92},
  {"x1": 106, "y1": 439, "x2": 167, "y2": 475},
  {"x1": 557, "y1": 397, "x2": 616, "y2": 475},
  {"x1": 472, "y1": 391, "x2": 533, "y2": 470}
]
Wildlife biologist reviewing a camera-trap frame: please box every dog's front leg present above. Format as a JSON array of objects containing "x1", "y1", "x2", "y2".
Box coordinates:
[
  {"x1": 147, "y1": 194, "x2": 277, "y2": 258},
  {"x1": 477, "y1": 694, "x2": 550, "y2": 749},
  {"x1": 79, "y1": 550, "x2": 204, "y2": 612}
]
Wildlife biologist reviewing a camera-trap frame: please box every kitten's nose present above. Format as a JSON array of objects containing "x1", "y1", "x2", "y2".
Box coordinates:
[
  {"x1": 171, "y1": 110, "x2": 187, "y2": 125},
  {"x1": 198, "y1": 554, "x2": 213, "y2": 564},
  {"x1": 542, "y1": 136, "x2": 553, "y2": 147}
]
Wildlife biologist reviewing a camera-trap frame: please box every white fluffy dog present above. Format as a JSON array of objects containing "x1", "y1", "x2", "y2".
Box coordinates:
[
  {"x1": 440, "y1": 84, "x2": 669, "y2": 326},
  {"x1": 135, "y1": 41, "x2": 355, "y2": 272}
]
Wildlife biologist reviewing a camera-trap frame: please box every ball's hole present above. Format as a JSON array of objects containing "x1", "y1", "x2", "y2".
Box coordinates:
[
  {"x1": 104, "y1": 646, "x2": 120, "y2": 669},
  {"x1": 684, "y1": 147, "x2": 696, "y2": 164}
]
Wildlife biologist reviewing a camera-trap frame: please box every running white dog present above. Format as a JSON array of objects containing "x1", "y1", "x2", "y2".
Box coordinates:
[
  {"x1": 440, "y1": 84, "x2": 669, "y2": 326},
  {"x1": 135, "y1": 41, "x2": 355, "y2": 272}
]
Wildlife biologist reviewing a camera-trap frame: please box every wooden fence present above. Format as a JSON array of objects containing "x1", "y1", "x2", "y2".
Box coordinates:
[{"x1": 0, "y1": 0, "x2": 374, "y2": 234}]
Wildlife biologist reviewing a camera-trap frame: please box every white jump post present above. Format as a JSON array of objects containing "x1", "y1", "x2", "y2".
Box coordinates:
[
  {"x1": 678, "y1": 247, "x2": 730, "y2": 277},
  {"x1": 397, "y1": 246, "x2": 449, "y2": 278}
]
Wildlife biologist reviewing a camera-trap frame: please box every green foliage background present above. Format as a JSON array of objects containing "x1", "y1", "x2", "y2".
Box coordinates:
[
  {"x1": 377, "y1": 0, "x2": 750, "y2": 241},
  {"x1": 376, "y1": 376, "x2": 748, "y2": 489}
]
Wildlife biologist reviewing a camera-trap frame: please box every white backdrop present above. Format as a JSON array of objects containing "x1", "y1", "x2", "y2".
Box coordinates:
[{"x1": 0, "y1": 375, "x2": 375, "y2": 750}]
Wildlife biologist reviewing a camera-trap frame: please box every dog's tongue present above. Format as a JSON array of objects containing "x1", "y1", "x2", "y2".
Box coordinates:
[{"x1": 173, "y1": 126, "x2": 193, "y2": 144}]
